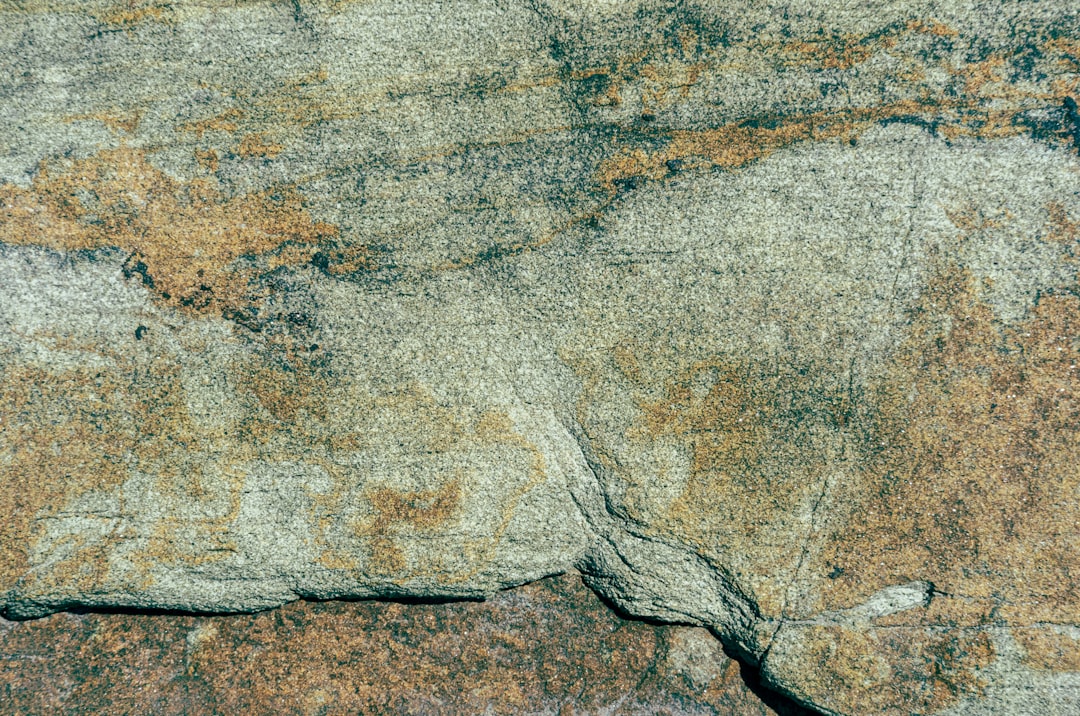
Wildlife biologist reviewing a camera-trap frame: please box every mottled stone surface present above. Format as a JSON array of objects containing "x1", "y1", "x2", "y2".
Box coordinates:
[
  {"x1": 0, "y1": 573, "x2": 813, "y2": 715},
  {"x1": 2, "y1": 1, "x2": 1080, "y2": 714}
]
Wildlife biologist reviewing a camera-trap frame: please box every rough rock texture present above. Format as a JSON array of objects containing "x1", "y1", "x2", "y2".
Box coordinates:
[
  {"x1": 0, "y1": 572, "x2": 813, "y2": 715},
  {"x1": 1, "y1": 1, "x2": 1080, "y2": 714}
]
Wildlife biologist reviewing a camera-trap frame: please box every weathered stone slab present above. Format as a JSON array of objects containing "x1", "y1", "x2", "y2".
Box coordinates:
[
  {"x1": 2, "y1": 2, "x2": 1079, "y2": 713},
  {"x1": 0, "y1": 572, "x2": 813, "y2": 715}
]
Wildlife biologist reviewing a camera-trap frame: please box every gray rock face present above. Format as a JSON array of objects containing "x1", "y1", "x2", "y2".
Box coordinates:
[{"x1": 2, "y1": 2, "x2": 1080, "y2": 713}]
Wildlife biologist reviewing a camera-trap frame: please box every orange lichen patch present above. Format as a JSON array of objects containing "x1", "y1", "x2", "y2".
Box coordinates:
[
  {"x1": 474, "y1": 408, "x2": 517, "y2": 441},
  {"x1": 193, "y1": 148, "x2": 219, "y2": 172},
  {"x1": 596, "y1": 101, "x2": 932, "y2": 191},
  {"x1": 745, "y1": 19, "x2": 961, "y2": 74},
  {"x1": 0, "y1": 354, "x2": 243, "y2": 595},
  {"x1": 455, "y1": 410, "x2": 551, "y2": 577},
  {"x1": 140, "y1": 518, "x2": 239, "y2": 573},
  {"x1": 1045, "y1": 201, "x2": 1080, "y2": 248},
  {"x1": 256, "y1": 68, "x2": 362, "y2": 128},
  {"x1": 1014, "y1": 628, "x2": 1080, "y2": 671},
  {"x1": 634, "y1": 360, "x2": 772, "y2": 474},
  {"x1": 331, "y1": 393, "x2": 551, "y2": 582},
  {"x1": 0, "y1": 351, "x2": 251, "y2": 593},
  {"x1": 337, "y1": 392, "x2": 469, "y2": 576},
  {"x1": 365, "y1": 534, "x2": 409, "y2": 578},
  {"x1": 934, "y1": 109, "x2": 1033, "y2": 142},
  {"x1": 235, "y1": 133, "x2": 284, "y2": 159},
  {"x1": 944, "y1": 203, "x2": 1013, "y2": 233},
  {"x1": 940, "y1": 44, "x2": 1077, "y2": 116},
  {"x1": 177, "y1": 108, "x2": 244, "y2": 138},
  {"x1": 97, "y1": 0, "x2": 169, "y2": 28},
  {"x1": 612, "y1": 354, "x2": 845, "y2": 614},
  {"x1": 780, "y1": 34, "x2": 880, "y2": 71},
  {"x1": 248, "y1": 365, "x2": 329, "y2": 424},
  {"x1": 1046, "y1": 38, "x2": 1080, "y2": 71},
  {"x1": 367, "y1": 480, "x2": 463, "y2": 533},
  {"x1": 958, "y1": 56, "x2": 1016, "y2": 99},
  {"x1": 596, "y1": 146, "x2": 671, "y2": 187},
  {"x1": 551, "y1": 19, "x2": 716, "y2": 117},
  {"x1": 0, "y1": 294, "x2": 373, "y2": 594},
  {"x1": 636, "y1": 59, "x2": 708, "y2": 115},
  {"x1": 595, "y1": 26, "x2": 1080, "y2": 193},
  {"x1": 0, "y1": 573, "x2": 812, "y2": 715},
  {"x1": 65, "y1": 110, "x2": 142, "y2": 135},
  {"x1": 0, "y1": 365, "x2": 133, "y2": 592},
  {"x1": 906, "y1": 19, "x2": 959, "y2": 37},
  {"x1": 816, "y1": 261, "x2": 1080, "y2": 623},
  {"x1": 612, "y1": 341, "x2": 645, "y2": 383},
  {"x1": 0, "y1": 147, "x2": 345, "y2": 315},
  {"x1": 769, "y1": 624, "x2": 994, "y2": 715},
  {"x1": 574, "y1": 18, "x2": 932, "y2": 123},
  {"x1": 363, "y1": 481, "x2": 462, "y2": 575},
  {"x1": 0, "y1": 0, "x2": 368, "y2": 29}
]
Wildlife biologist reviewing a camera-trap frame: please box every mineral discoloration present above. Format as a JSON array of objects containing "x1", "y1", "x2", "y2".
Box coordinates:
[
  {"x1": 0, "y1": 148, "x2": 345, "y2": 316},
  {"x1": 363, "y1": 480, "x2": 464, "y2": 576},
  {"x1": 764, "y1": 622, "x2": 996, "y2": 715},
  {"x1": 0, "y1": 365, "x2": 132, "y2": 592},
  {"x1": 1014, "y1": 628, "x2": 1080, "y2": 672},
  {"x1": 0, "y1": 249, "x2": 561, "y2": 606},
  {"x1": 813, "y1": 261, "x2": 1080, "y2": 624},
  {"x1": 593, "y1": 19, "x2": 1080, "y2": 192},
  {"x1": 0, "y1": 573, "x2": 814, "y2": 715},
  {"x1": 2, "y1": 2, "x2": 1080, "y2": 714},
  {"x1": 0, "y1": 335, "x2": 291, "y2": 599},
  {"x1": 625, "y1": 356, "x2": 842, "y2": 616}
]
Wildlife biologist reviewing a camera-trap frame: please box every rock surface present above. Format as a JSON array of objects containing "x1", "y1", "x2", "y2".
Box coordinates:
[
  {"x1": 1, "y1": 1, "x2": 1079, "y2": 713},
  {"x1": 0, "y1": 572, "x2": 812, "y2": 715}
]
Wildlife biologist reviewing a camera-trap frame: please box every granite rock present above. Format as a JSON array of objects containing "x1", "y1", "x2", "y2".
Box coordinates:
[
  {"x1": 2, "y1": 1, "x2": 1080, "y2": 713},
  {"x1": 0, "y1": 572, "x2": 813, "y2": 715}
]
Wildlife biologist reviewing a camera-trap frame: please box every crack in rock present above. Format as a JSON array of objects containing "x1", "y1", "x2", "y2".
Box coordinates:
[{"x1": 2, "y1": 2, "x2": 1080, "y2": 714}]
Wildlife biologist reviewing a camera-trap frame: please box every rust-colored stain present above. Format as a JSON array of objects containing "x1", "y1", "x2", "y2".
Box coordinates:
[
  {"x1": 0, "y1": 1, "x2": 369, "y2": 26},
  {"x1": 368, "y1": 482, "x2": 463, "y2": 530},
  {"x1": 98, "y1": 0, "x2": 168, "y2": 29},
  {"x1": 0, "y1": 308, "x2": 362, "y2": 594},
  {"x1": 0, "y1": 356, "x2": 243, "y2": 594},
  {"x1": 584, "y1": 208, "x2": 1080, "y2": 710},
  {"x1": 593, "y1": 24, "x2": 1080, "y2": 193},
  {"x1": 1014, "y1": 628, "x2": 1080, "y2": 671},
  {"x1": 595, "y1": 90, "x2": 1047, "y2": 193},
  {"x1": 944, "y1": 203, "x2": 1013, "y2": 234},
  {"x1": 616, "y1": 351, "x2": 844, "y2": 615},
  {"x1": 1045, "y1": 201, "x2": 1080, "y2": 247},
  {"x1": 904, "y1": 19, "x2": 960, "y2": 38},
  {"x1": 3, "y1": 15, "x2": 1074, "y2": 282},
  {"x1": 193, "y1": 148, "x2": 220, "y2": 172},
  {"x1": 636, "y1": 360, "x2": 773, "y2": 486},
  {"x1": 817, "y1": 258, "x2": 1080, "y2": 625},
  {"x1": 0, "y1": 573, "x2": 812, "y2": 716},
  {"x1": 0, "y1": 366, "x2": 132, "y2": 592},
  {"x1": 776, "y1": 32, "x2": 883, "y2": 71},
  {"x1": 345, "y1": 397, "x2": 549, "y2": 581},
  {"x1": 248, "y1": 365, "x2": 328, "y2": 424},
  {"x1": 66, "y1": 110, "x2": 143, "y2": 135},
  {"x1": 364, "y1": 480, "x2": 463, "y2": 575},
  {"x1": 774, "y1": 624, "x2": 995, "y2": 715},
  {"x1": 0, "y1": 147, "x2": 345, "y2": 316},
  {"x1": 235, "y1": 133, "x2": 284, "y2": 160},
  {"x1": 177, "y1": 108, "x2": 245, "y2": 138}
]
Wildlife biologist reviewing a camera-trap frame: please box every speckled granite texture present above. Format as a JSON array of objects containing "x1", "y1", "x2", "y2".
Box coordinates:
[
  {"x1": 0, "y1": 572, "x2": 813, "y2": 715},
  {"x1": 1, "y1": 1, "x2": 1080, "y2": 714}
]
